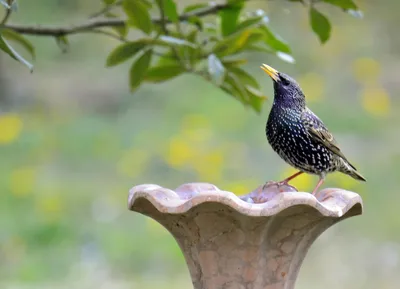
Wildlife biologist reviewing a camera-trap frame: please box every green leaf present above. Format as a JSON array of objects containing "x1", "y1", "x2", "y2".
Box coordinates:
[
  {"x1": 223, "y1": 73, "x2": 248, "y2": 103},
  {"x1": 310, "y1": 7, "x2": 331, "y2": 44},
  {"x1": 0, "y1": 34, "x2": 33, "y2": 71},
  {"x1": 186, "y1": 29, "x2": 198, "y2": 43},
  {"x1": 123, "y1": 0, "x2": 153, "y2": 34},
  {"x1": 106, "y1": 37, "x2": 196, "y2": 61},
  {"x1": 222, "y1": 73, "x2": 266, "y2": 112},
  {"x1": 163, "y1": 0, "x2": 179, "y2": 22},
  {"x1": 235, "y1": 16, "x2": 263, "y2": 33},
  {"x1": 111, "y1": 25, "x2": 128, "y2": 38},
  {"x1": 323, "y1": 0, "x2": 357, "y2": 10},
  {"x1": 1, "y1": 29, "x2": 35, "y2": 59},
  {"x1": 226, "y1": 66, "x2": 260, "y2": 89},
  {"x1": 259, "y1": 26, "x2": 291, "y2": 53},
  {"x1": 221, "y1": 59, "x2": 248, "y2": 68},
  {"x1": 183, "y1": 3, "x2": 208, "y2": 13},
  {"x1": 213, "y1": 29, "x2": 265, "y2": 57},
  {"x1": 140, "y1": 0, "x2": 153, "y2": 9},
  {"x1": 106, "y1": 41, "x2": 147, "y2": 67},
  {"x1": 245, "y1": 86, "x2": 267, "y2": 113},
  {"x1": 155, "y1": 49, "x2": 177, "y2": 66},
  {"x1": 158, "y1": 35, "x2": 196, "y2": 48},
  {"x1": 104, "y1": 11, "x2": 119, "y2": 18},
  {"x1": 145, "y1": 63, "x2": 185, "y2": 82},
  {"x1": 208, "y1": 54, "x2": 225, "y2": 85},
  {"x1": 130, "y1": 49, "x2": 152, "y2": 91},
  {"x1": 245, "y1": 44, "x2": 273, "y2": 53},
  {"x1": 204, "y1": 23, "x2": 217, "y2": 33},
  {"x1": 186, "y1": 16, "x2": 203, "y2": 30},
  {"x1": 219, "y1": 2, "x2": 243, "y2": 36},
  {"x1": 55, "y1": 35, "x2": 69, "y2": 53},
  {"x1": 0, "y1": 0, "x2": 10, "y2": 9}
]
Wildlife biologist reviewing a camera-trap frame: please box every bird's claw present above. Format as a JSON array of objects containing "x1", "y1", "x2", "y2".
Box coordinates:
[{"x1": 262, "y1": 180, "x2": 288, "y2": 191}]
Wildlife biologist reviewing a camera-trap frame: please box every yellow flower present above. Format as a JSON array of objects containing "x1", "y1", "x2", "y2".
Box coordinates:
[
  {"x1": 9, "y1": 167, "x2": 36, "y2": 197},
  {"x1": 36, "y1": 195, "x2": 63, "y2": 221},
  {"x1": 182, "y1": 127, "x2": 212, "y2": 144},
  {"x1": 165, "y1": 136, "x2": 194, "y2": 168},
  {"x1": 298, "y1": 73, "x2": 325, "y2": 102},
  {"x1": 352, "y1": 58, "x2": 381, "y2": 84},
  {"x1": 361, "y1": 86, "x2": 390, "y2": 116},
  {"x1": 0, "y1": 113, "x2": 23, "y2": 144},
  {"x1": 223, "y1": 179, "x2": 258, "y2": 195},
  {"x1": 181, "y1": 114, "x2": 210, "y2": 131},
  {"x1": 193, "y1": 150, "x2": 224, "y2": 182},
  {"x1": 330, "y1": 172, "x2": 362, "y2": 192}
]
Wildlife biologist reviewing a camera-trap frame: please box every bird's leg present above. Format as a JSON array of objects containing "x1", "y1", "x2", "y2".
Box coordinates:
[
  {"x1": 278, "y1": 171, "x2": 303, "y2": 185},
  {"x1": 263, "y1": 171, "x2": 303, "y2": 190},
  {"x1": 312, "y1": 177, "x2": 325, "y2": 195}
]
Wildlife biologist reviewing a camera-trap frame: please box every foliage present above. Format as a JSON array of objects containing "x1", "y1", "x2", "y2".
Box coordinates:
[
  {"x1": 0, "y1": 2, "x2": 398, "y2": 288},
  {"x1": 0, "y1": 0, "x2": 362, "y2": 112}
]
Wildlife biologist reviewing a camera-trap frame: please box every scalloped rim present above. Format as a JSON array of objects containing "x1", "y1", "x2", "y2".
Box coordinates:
[{"x1": 128, "y1": 184, "x2": 363, "y2": 218}]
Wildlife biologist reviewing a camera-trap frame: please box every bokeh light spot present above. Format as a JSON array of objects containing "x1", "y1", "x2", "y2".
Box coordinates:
[
  {"x1": 10, "y1": 167, "x2": 36, "y2": 197},
  {"x1": 36, "y1": 195, "x2": 63, "y2": 221},
  {"x1": 352, "y1": 57, "x2": 381, "y2": 83},
  {"x1": 298, "y1": 73, "x2": 325, "y2": 102},
  {"x1": 117, "y1": 148, "x2": 150, "y2": 177},
  {"x1": 280, "y1": 167, "x2": 314, "y2": 192},
  {"x1": 0, "y1": 113, "x2": 23, "y2": 144},
  {"x1": 193, "y1": 150, "x2": 224, "y2": 182},
  {"x1": 166, "y1": 136, "x2": 194, "y2": 168},
  {"x1": 361, "y1": 86, "x2": 390, "y2": 116}
]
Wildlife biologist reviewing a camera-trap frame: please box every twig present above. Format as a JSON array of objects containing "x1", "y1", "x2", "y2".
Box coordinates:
[
  {"x1": 157, "y1": 0, "x2": 168, "y2": 35},
  {"x1": 1, "y1": 0, "x2": 12, "y2": 25},
  {"x1": 89, "y1": 28, "x2": 126, "y2": 42},
  {"x1": 155, "y1": 0, "x2": 186, "y2": 69},
  {"x1": 0, "y1": 3, "x2": 234, "y2": 37},
  {"x1": 89, "y1": 0, "x2": 123, "y2": 19},
  {"x1": 1, "y1": 19, "x2": 125, "y2": 36}
]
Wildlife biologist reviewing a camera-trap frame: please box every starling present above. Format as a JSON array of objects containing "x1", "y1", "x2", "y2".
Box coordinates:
[{"x1": 260, "y1": 64, "x2": 366, "y2": 195}]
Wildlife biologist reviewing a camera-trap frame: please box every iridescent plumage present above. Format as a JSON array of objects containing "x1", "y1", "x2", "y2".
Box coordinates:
[{"x1": 261, "y1": 64, "x2": 366, "y2": 194}]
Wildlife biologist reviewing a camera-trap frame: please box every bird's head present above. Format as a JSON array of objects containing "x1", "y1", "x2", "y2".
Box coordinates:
[{"x1": 260, "y1": 64, "x2": 305, "y2": 108}]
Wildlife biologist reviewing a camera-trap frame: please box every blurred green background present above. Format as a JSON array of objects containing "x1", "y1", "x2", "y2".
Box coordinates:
[{"x1": 0, "y1": 0, "x2": 399, "y2": 288}]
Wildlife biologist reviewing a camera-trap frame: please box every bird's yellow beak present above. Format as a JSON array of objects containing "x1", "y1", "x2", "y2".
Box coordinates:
[{"x1": 260, "y1": 64, "x2": 279, "y2": 82}]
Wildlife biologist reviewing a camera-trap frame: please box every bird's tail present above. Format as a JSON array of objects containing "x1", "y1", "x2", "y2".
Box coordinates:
[
  {"x1": 340, "y1": 159, "x2": 366, "y2": 182},
  {"x1": 346, "y1": 169, "x2": 367, "y2": 182}
]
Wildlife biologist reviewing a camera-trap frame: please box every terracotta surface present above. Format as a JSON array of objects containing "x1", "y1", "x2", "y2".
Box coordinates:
[{"x1": 128, "y1": 183, "x2": 363, "y2": 289}]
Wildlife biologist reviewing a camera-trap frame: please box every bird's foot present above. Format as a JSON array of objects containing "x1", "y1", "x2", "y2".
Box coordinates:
[
  {"x1": 262, "y1": 181, "x2": 284, "y2": 190},
  {"x1": 262, "y1": 180, "x2": 298, "y2": 193},
  {"x1": 241, "y1": 181, "x2": 298, "y2": 204}
]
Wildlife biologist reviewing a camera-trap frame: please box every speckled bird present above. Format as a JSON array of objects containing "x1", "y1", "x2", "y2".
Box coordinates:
[{"x1": 261, "y1": 64, "x2": 366, "y2": 194}]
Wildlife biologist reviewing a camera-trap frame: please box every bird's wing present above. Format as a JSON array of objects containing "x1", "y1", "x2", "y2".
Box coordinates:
[{"x1": 301, "y1": 108, "x2": 356, "y2": 170}]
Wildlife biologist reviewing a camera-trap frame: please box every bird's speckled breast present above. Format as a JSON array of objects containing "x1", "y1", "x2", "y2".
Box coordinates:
[{"x1": 266, "y1": 106, "x2": 336, "y2": 175}]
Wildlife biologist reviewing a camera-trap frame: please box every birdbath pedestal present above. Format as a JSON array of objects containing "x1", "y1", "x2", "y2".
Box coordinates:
[{"x1": 128, "y1": 182, "x2": 363, "y2": 289}]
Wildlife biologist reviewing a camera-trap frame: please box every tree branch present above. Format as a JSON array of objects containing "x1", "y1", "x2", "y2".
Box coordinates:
[
  {"x1": 0, "y1": 3, "x2": 233, "y2": 37},
  {"x1": 1, "y1": 0, "x2": 13, "y2": 25}
]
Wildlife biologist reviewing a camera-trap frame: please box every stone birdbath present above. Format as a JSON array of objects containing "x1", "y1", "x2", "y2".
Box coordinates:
[{"x1": 128, "y1": 182, "x2": 363, "y2": 289}]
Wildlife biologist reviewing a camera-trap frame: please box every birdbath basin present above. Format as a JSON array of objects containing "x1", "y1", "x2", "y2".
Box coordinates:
[{"x1": 128, "y1": 182, "x2": 363, "y2": 289}]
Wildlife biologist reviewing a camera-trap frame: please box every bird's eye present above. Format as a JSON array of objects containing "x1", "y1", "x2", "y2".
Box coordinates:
[{"x1": 281, "y1": 77, "x2": 290, "y2": 86}]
